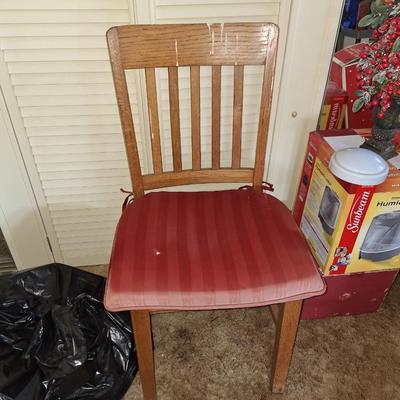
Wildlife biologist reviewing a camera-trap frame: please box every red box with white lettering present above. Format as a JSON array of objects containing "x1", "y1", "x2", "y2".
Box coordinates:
[
  {"x1": 318, "y1": 81, "x2": 347, "y2": 130},
  {"x1": 330, "y1": 44, "x2": 373, "y2": 129},
  {"x1": 298, "y1": 130, "x2": 400, "y2": 275}
]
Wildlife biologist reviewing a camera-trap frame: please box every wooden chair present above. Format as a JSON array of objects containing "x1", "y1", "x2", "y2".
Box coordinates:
[{"x1": 104, "y1": 23, "x2": 325, "y2": 399}]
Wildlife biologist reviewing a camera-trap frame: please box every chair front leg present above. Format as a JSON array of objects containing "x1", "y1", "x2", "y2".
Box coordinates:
[
  {"x1": 131, "y1": 310, "x2": 157, "y2": 400},
  {"x1": 270, "y1": 300, "x2": 303, "y2": 393}
]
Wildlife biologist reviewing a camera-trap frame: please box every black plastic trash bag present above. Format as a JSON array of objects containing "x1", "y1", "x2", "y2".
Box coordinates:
[{"x1": 0, "y1": 264, "x2": 137, "y2": 400}]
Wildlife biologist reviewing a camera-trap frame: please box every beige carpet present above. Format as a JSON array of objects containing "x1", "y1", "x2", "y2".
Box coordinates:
[{"x1": 83, "y1": 265, "x2": 400, "y2": 400}]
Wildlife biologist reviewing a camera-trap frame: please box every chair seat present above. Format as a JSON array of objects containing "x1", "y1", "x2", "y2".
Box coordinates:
[{"x1": 104, "y1": 189, "x2": 325, "y2": 311}]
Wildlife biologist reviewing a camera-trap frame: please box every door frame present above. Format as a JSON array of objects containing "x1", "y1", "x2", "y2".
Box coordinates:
[{"x1": 266, "y1": 0, "x2": 344, "y2": 207}]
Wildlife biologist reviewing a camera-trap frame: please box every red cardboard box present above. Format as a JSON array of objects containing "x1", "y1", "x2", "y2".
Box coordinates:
[
  {"x1": 318, "y1": 81, "x2": 348, "y2": 130},
  {"x1": 330, "y1": 44, "x2": 373, "y2": 129},
  {"x1": 301, "y1": 269, "x2": 398, "y2": 319}
]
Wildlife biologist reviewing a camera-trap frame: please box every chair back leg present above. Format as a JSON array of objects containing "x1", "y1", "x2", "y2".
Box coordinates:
[
  {"x1": 131, "y1": 310, "x2": 157, "y2": 400},
  {"x1": 270, "y1": 300, "x2": 303, "y2": 393}
]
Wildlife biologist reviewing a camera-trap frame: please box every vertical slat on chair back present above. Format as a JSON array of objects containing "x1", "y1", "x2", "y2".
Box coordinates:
[
  {"x1": 145, "y1": 68, "x2": 163, "y2": 174},
  {"x1": 190, "y1": 65, "x2": 201, "y2": 171},
  {"x1": 168, "y1": 66, "x2": 183, "y2": 172},
  {"x1": 107, "y1": 23, "x2": 278, "y2": 197},
  {"x1": 211, "y1": 65, "x2": 221, "y2": 169},
  {"x1": 232, "y1": 65, "x2": 244, "y2": 169}
]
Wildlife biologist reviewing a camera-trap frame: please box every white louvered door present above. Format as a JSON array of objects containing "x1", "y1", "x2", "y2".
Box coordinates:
[
  {"x1": 0, "y1": 1, "x2": 342, "y2": 267},
  {"x1": 0, "y1": 0, "x2": 150, "y2": 266}
]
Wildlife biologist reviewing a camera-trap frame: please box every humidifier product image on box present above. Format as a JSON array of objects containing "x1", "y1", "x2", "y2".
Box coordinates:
[
  {"x1": 360, "y1": 211, "x2": 400, "y2": 262},
  {"x1": 299, "y1": 157, "x2": 348, "y2": 268},
  {"x1": 318, "y1": 186, "x2": 341, "y2": 236}
]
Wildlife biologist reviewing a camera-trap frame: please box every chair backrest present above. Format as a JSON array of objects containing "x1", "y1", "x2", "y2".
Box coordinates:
[{"x1": 107, "y1": 23, "x2": 278, "y2": 198}]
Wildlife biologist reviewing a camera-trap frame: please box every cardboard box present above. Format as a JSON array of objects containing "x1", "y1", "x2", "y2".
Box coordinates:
[
  {"x1": 293, "y1": 130, "x2": 348, "y2": 225},
  {"x1": 293, "y1": 128, "x2": 385, "y2": 225},
  {"x1": 318, "y1": 81, "x2": 347, "y2": 130},
  {"x1": 293, "y1": 130, "x2": 364, "y2": 225},
  {"x1": 301, "y1": 269, "x2": 398, "y2": 319},
  {"x1": 299, "y1": 130, "x2": 400, "y2": 275},
  {"x1": 295, "y1": 129, "x2": 399, "y2": 319},
  {"x1": 330, "y1": 44, "x2": 373, "y2": 129}
]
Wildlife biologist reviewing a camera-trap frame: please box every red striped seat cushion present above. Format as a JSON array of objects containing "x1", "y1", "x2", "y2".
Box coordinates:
[{"x1": 104, "y1": 189, "x2": 325, "y2": 311}]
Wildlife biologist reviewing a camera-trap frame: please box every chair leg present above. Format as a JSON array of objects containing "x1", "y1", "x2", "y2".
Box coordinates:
[
  {"x1": 130, "y1": 310, "x2": 157, "y2": 400},
  {"x1": 270, "y1": 300, "x2": 303, "y2": 393}
]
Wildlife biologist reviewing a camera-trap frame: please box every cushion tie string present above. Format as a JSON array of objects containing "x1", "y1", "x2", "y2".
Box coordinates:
[
  {"x1": 120, "y1": 188, "x2": 134, "y2": 211},
  {"x1": 261, "y1": 181, "x2": 274, "y2": 192},
  {"x1": 239, "y1": 181, "x2": 274, "y2": 193}
]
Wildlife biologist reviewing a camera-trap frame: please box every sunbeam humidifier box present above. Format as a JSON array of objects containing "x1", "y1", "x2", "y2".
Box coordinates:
[{"x1": 296, "y1": 130, "x2": 400, "y2": 275}]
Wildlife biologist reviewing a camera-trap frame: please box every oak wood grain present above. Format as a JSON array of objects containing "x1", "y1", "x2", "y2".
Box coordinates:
[
  {"x1": 168, "y1": 66, "x2": 182, "y2": 172},
  {"x1": 142, "y1": 168, "x2": 253, "y2": 190},
  {"x1": 107, "y1": 23, "x2": 278, "y2": 193},
  {"x1": 107, "y1": 28, "x2": 144, "y2": 198},
  {"x1": 190, "y1": 65, "x2": 201, "y2": 170},
  {"x1": 270, "y1": 300, "x2": 303, "y2": 393},
  {"x1": 212, "y1": 65, "x2": 221, "y2": 169},
  {"x1": 131, "y1": 310, "x2": 157, "y2": 400},
  {"x1": 269, "y1": 303, "x2": 281, "y2": 326},
  {"x1": 232, "y1": 64, "x2": 244, "y2": 168},
  {"x1": 253, "y1": 25, "x2": 278, "y2": 191},
  {"x1": 145, "y1": 68, "x2": 163, "y2": 174},
  {"x1": 111, "y1": 23, "x2": 272, "y2": 69}
]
